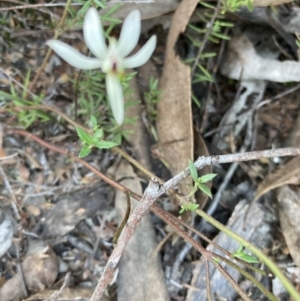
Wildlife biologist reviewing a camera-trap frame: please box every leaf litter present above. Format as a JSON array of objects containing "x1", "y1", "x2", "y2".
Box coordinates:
[{"x1": 1, "y1": 0, "x2": 300, "y2": 300}]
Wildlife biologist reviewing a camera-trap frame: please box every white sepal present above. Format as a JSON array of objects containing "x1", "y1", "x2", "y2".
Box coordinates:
[
  {"x1": 46, "y1": 40, "x2": 102, "y2": 69},
  {"x1": 116, "y1": 10, "x2": 141, "y2": 58},
  {"x1": 123, "y1": 35, "x2": 156, "y2": 68},
  {"x1": 106, "y1": 73, "x2": 124, "y2": 125},
  {"x1": 83, "y1": 7, "x2": 107, "y2": 59}
]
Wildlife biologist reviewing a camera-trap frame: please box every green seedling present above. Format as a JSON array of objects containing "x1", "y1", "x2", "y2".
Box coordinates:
[
  {"x1": 232, "y1": 245, "x2": 259, "y2": 264},
  {"x1": 76, "y1": 115, "x2": 118, "y2": 157},
  {"x1": 179, "y1": 202, "x2": 199, "y2": 214},
  {"x1": 188, "y1": 160, "x2": 217, "y2": 198}
]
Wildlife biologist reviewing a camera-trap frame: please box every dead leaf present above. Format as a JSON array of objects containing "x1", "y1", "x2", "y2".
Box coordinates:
[
  {"x1": 0, "y1": 208, "x2": 15, "y2": 258},
  {"x1": 0, "y1": 241, "x2": 59, "y2": 300},
  {"x1": 213, "y1": 80, "x2": 266, "y2": 151},
  {"x1": 114, "y1": 161, "x2": 169, "y2": 301},
  {"x1": 22, "y1": 240, "x2": 59, "y2": 292},
  {"x1": 0, "y1": 274, "x2": 25, "y2": 301},
  {"x1": 25, "y1": 287, "x2": 94, "y2": 301},
  {"x1": 246, "y1": 112, "x2": 300, "y2": 268},
  {"x1": 252, "y1": 157, "x2": 300, "y2": 203},
  {"x1": 221, "y1": 31, "x2": 300, "y2": 82},
  {"x1": 253, "y1": 114, "x2": 300, "y2": 203},
  {"x1": 123, "y1": 67, "x2": 152, "y2": 169},
  {"x1": 25, "y1": 205, "x2": 41, "y2": 217},
  {"x1": 100, "y1": 0, "x2": 180, "y2": 21},
  {"x1": 235, "y1": 7, "x2": 300, "y2": 35},
  {"x1": 157, "y1": 0, "x2": 199, "y2": 196},
  {"x1": 16, "y1": 164, "x2": 30, "y2": 182},
  {"x1": 0, "y1": 148, "x2": 6, "y2": 158},
  {"x1": 40, "y1": 186, "x2": 112, "y2": 238},
  {"x1": 252, "y1": 0, "x2": 293, "y2": 6},
  {"x1": 278, "y1": 187, "x2": 300, "y2": 267}
]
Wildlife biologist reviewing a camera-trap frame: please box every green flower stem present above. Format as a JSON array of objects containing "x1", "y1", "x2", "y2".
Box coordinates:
[
  {"x1": 212, "y1": 253, "x2": 277, "y2": 301},
  {"x1": 195, "y1": 208, "x2": 300, "y2": 301}
]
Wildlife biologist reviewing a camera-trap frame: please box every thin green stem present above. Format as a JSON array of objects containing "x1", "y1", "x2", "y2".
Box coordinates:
[
  {"x1": 210, "y1": 259, "x2": 252, "y2": 301},
  {"x1": 196, "y1": 208, "x2": 300, "y2": 301},
  {"x1": 212, "y1": 253, "x2": 277, "y2": 301}
]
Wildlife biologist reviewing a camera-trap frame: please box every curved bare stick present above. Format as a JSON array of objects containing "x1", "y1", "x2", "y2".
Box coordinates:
[
  {"x1": 163, "y1": 147, "x2": 300, "y2": 192},
  {"x1": 90, "y1": 177, "x2": 161, "y2": 301}
]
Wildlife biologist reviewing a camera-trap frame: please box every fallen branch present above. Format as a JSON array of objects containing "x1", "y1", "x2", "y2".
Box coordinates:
[{"x1": 90, "y1": 177, "x2": 161, "y2": 301}]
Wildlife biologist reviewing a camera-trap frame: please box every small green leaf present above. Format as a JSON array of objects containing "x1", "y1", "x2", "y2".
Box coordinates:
[
  {"x1": 92, "y1": 128, "x2": 104, "y2": 140},
  {"x1": 198, "y1": 183, "x2": 212, "y2": 198},
  {"x1": 199, "y1": 1, "x2": 215, "y2": 9},
  {"x1": 76, "y1": 126, "x2": 93, "y2": 144},
  {"x1": 216, "y1": 21, "x2": 234, "y2": 27},
  {"x1": 197, "y1": 64, "x2": 213, "y2": 81},
  {"x1": 94, "y1": 0, "x2": 106, "y2": 9},
  {"x1": 22, "y1": 70, "x2": 31, "y2": 99},
  {"x1": 78, "y1": 145, "x2": 91, "y2": 158},
  {"x1": 211, "y1": 32, "x2": 231, "y2": 40},
  {"x1": 236, "y1": 245, "x2": 243, "y2": 253},
  {"x1": 179, "y1": 207, "x2": 186, "y2": 214},
  {"x1": 90, "y1": 115, "x2": 98, "y2": 129},
  {"x1": 76, "y1": 1, "x2": 92, "y2": 17},
  {"x1": 189, "y1": 160, "x2": 198, "y2": 181},
  {"x1": 93, "y1": 140, "x2": 118, "y2": 150},
  {"x1": 179, "y1": 202, "x2": 199, "y2": 214},
  {"x1": 199, "y1": 173, "x2": 217, "y2": 183},
  {"x1": 232, "y1": 246, "x2": 259, "y2": 264},
  {"x1": 238, "y1": 253, "x2": 259, "y2": 264},
  {"x1": 246, "y1": 0, "x2": 253, "y2": 11}
]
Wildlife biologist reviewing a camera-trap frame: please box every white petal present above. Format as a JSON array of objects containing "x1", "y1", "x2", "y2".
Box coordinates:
[
  {"x1": 46, "y1": 40, "x2": 102, "y2": 70},
  {"x1": 84, "y1": 7, "x2": 107, "y2": 59},
  {"x1": 116, "y1": 10, "x2": 141, "y2": 57},
  {"x1": 123, "y1": 35, "x2": 156, "y2": 68},
  {"x1": 106, "y1": 73, "x2": 124, "y2": 125}
]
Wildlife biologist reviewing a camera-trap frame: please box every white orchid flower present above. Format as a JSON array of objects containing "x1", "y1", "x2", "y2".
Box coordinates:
[{"x1": 46, "y1": 7, "x2": 156, "y2": 125}]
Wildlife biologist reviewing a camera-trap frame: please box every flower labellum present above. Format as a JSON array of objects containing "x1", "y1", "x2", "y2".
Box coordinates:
[{"x1": 46, "y1": 8, "x2": 157, "y2": 125}]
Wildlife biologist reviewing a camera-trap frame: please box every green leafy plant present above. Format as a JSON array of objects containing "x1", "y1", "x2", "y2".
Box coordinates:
[
  {"x1": 185, "y1": 0, "x2": 253, "y2": 106},
  {"x1": 232, "y1": 245, "x2": 259, "y2": 264},
  {"x1": 188, "y1": 160, "x2": 217, "y2": 198},
  {"x1": 76, "y1": 115, "x2": 118, "y2": 157},
  {"x1": 0, "y1": 70, "x2": 50, "y2": 128},
  {"x1": 66, "y1": 0, "x2": 121, "y2": 30},
  {"x1": 222, "y1": 0, "x2": 253, "y2": 13},
  {"x1": 183, "y1": 4, "x2": 235, "y2": 106}
]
